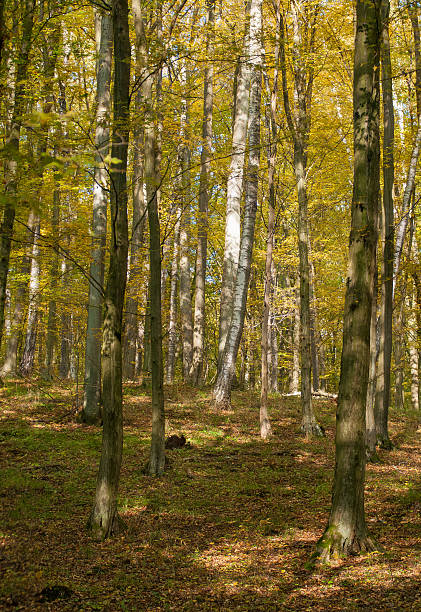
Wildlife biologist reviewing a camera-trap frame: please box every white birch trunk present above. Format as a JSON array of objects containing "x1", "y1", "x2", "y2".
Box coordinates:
[
  {"x1": 217, "y1": 10, "x2": 251, "y2": 368},
  {"x1": 214, "y1": 0, "x2": 262, "y2": 408}
]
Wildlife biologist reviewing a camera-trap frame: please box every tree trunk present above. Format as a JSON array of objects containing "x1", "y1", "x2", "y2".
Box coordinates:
[
  {"x1": 393, "y1": 122, "x2": 421, "y2": 291},
  {"x1": 133, "y1": 0, "x2": 166, "y2": 476},
  {"x1": 165, "y1": 211, "x2": 181, "y2": 384},
  {"x1": 217, "y1": 9, "x2": 251, "y2": 368},
  {"x1": 366, "y1": 255, "x2": 378, "y2": 461},
  {"x1": 409, "y1": 296, "x2": 419, "y2": 411},
  {"x1": 394, "y1": 291, "x2": 406, "y2": 411},
  {"x1": 178, "y1": 64, "x2": 194, "y2": 383},
  {"x1": 191, "y1": 0, "x2": 214, "y2": 386},
  {"x1": 260, "y1": 5, "x2": 280, "y2": 439},
  {"x1": 82, "y1": 10, "x2": 112, "y2": 424},
  {"x1": 59, "y1": 250, "x2": 71, "y2": 379},
  {"x1": 290, "y1": 283, "x2": 300, "y2": 393},
  {"x1": 1, "y1": 210, "x2": 37, "y2": 376},
  {"x1": 123, "y1": 2, "x2": 148, "y2": 381},
  {"x1": 0, "y1": 0, "x2": 35, "y2": 354},
  {"x1": 374, "y1": 0, "x2": 394, "y2": 449},
  {"x1": 315, "y1": 0, "x2": 380, "y2": 563},
  {"x1": 19, "y1": 217, "x2": 40, "y2": 377},
  {"x1": 44, "y1": 182, "x2": 60, "y2": 378},
  {"x1": 213, "y1": 0, "x2": 262, "y2": 409},
  {"x1": 280, "y1": 4, "x2": 322, "y2": 435},
  {"x1": 88, "y1": 0, "x2": 130, "y2": 539}
]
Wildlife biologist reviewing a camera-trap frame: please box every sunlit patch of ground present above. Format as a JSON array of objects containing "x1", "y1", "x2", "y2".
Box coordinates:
[{"x1": 0, "y1": 379, "x2": 420, "y2": 610}]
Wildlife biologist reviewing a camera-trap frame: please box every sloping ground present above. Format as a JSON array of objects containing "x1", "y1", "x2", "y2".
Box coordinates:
[{"x1": 0, "y1": 380, "x2": 420, "y2": 611}]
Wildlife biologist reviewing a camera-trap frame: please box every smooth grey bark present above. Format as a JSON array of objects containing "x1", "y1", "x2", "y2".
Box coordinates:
[
  {"x1": 44, "y1": 182, "x2": 60, "y2": 378},
  {"x1": 409, "y1": 298, "x2": 420, "y2": 411},
  {"x1": 0, "y1": 0, "x2": 35, "y2": 355},
  {"x1": 19, "y1": 217, "x2": 40, "y2": 377},
  {"x1": 165, "y1": 209, "x2": 181, "y2": 384},
  {"x1": 191, "y1": 0, "x2": 214, "y2": 386},
  {"x1": 82, "y1": 10, "x2": 112, "y2": 424},
  {"x1": 88, "y1": 0, "x2": 130, "y2": 539},
  {"x1": 123, "y1": 0, "x2": 148, "y2": 381},
  {"x1": 280, "y1": 2, "x2": 322, "y2": 435},
  {"x1": 213, "y1": 0, "x2": 262, "y2": 409},
  {"x1": 315, "y1": 0, "x2": 380, "y2": 563},
  {"x1": 374, "y1": 0, "x2": 394, "y2": 449},
  {"x1": 134, "y1": 0, "x2": 165, "y2": 476},
  {"x1": 366, "y1": 253, "x2": 378, "y2": 461},
  {"x1": 413, "y1": 265, "x2": 421, "y2": 411},
  {"x1": 178, "y1": 65, "x2": 194, "y2": 382},
  {"x1": 217, "y1": 8, "x2": 251, "y2": 369},
  {"x1": 1, "y1": 210, "x2": 37, "y2": 376},
  {"x1": 290, "y1": 283, "x2": 300, "y2": 393},
  {"x1": 260, "y1": 4, "x2": 280, "y2": 439},
  {"x1": 393, "y1": 122, "x2": 421, "y2": 291}
]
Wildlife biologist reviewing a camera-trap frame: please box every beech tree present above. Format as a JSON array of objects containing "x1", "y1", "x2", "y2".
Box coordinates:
[
  {"x1": 82, "y1": 9, "x2": 112, "y2": 424},
  {"x1": 316, "y1": 0, "x2": 380, "y2": 562},
  {"x1": 88, "y1": 0, "x2": 130, "y2": 539}
]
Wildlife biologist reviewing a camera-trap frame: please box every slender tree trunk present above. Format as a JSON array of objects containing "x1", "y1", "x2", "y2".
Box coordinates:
[
  {"x1": 82, "y1": 10, "x2": 112, "y2": 424},
  {"x1": 134, "y1": 0, "x2": 166, "y2": 476},
  {"x1": 19, "y1": 217, "x2": 40, "y2": 376},
  {"x1": 191, "y1": 0, "x2": 214, "y2": 386},
  {"x1": 146, "y1": 108, "x2": 165, "y2": 476},
  {"x1": 217, "y1": 10, "x2": 251, "y2": 369},
  {"x1": 260, "y1": 4, "x2": 280, "y2": 439},
  {"x1": 290, "y1": 283, "x2": 300, "y2": 393},
  {"x1": 59, "y1": 248, "x2": 71, "y2": 379},
  {"x1": 213, "y1": 0, "x2": 262, "y2": 409},
  {"x1": 366, "y1": 256, "x2": 378, "y2": 461},
  {"x1": 269, "y1": 292, "x2": 279, "y2": 392},
  {"x1": 393, "y1": 123, "x2": 421, "y2": 291},
  {"x1": 374, "y1": 0, "x2": 394, "y2": 449},
  {"x1": 178, "y1": 65, "x2": 194, "y2": 382},
  {"x1": 165, "y1": 211, "x2": 181, "y2": 383},
  {"x1": 280, "y1": 4, "x2": 322, "y2": 435},
  {"x1": 394, "y1": 281, "x2": 406, "y2": 411},
  {"x1": 409, "y1": 294, "x2": 420, "y2": 411},
  {"x1": 44, "y1": 182, "x2": 60, "y2": 378},
  {"x1": 0, "y1": 0, "x2": 35, "y2": 355},
  {"x1": 1, "y1": 210, "x2": 37, "y2": 376},
  {"x1": 88, "y1": 0, "x2": 130, "y2": 539},
  {"x1": 123, "y1": 2, "x2": 148, "y2": 381},
  {"x1": 315, "y1": 0, "x2": 380, "y2": 562}
]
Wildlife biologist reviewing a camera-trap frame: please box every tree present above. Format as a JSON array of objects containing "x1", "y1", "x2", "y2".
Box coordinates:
[
  {"x1": 260, "y1": 0, "x2": 281, "y2": 440},
  {"x1": 213, "y1": 0, "x2": 263, "y2": 409},
  {"x1": 217, "y1": 5, "x2": 251, "y2": 370},
  {"x1": 315, "y1": 0, "x2": 380, "y2": 562},
  {"x1": 191, "y1": 0, "x2": 214, "y2": 386},
  {"x1": 82, "y1": 8, "x2": 112, "y2": 424},
  {"x1": 88, "y1": 0, "x2": 130, "y2": 539},
  {"x1": 0, "y1": 0, "x2": 35, "y2": 357},
  {"x1": 280, "y1": 1, "x2": 323, "y2": 436}
]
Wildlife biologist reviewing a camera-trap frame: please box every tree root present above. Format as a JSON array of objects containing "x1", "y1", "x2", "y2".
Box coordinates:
[
  {"x1": 301, "y1": 421, "x2": 325, "y2": 438},
  {"x1": 312, "y1": 526, "x2": 377, "y2": 566},
  {"x1": 378, "y1": 437, "x2": 394, "y2": 451},
  {"x1": 87, "y1": 510, "x2": 127, "y2": 541},
  {"x1": 214, "y1": 397, "x2": 232, "y2": 411},
  {"x1": 260, "y1": 418, "x2": 272, "y2": 440}
]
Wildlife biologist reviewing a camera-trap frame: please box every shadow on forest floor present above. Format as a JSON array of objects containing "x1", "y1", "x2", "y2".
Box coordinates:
[{"x1": 0, "y1": 381, "x2": 420, "y2": 610}]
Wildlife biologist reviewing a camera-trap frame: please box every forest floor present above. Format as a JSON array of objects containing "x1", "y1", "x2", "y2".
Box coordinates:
[{"x1": 0, "y1": 380, "x2": 420, "y2": 611}]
